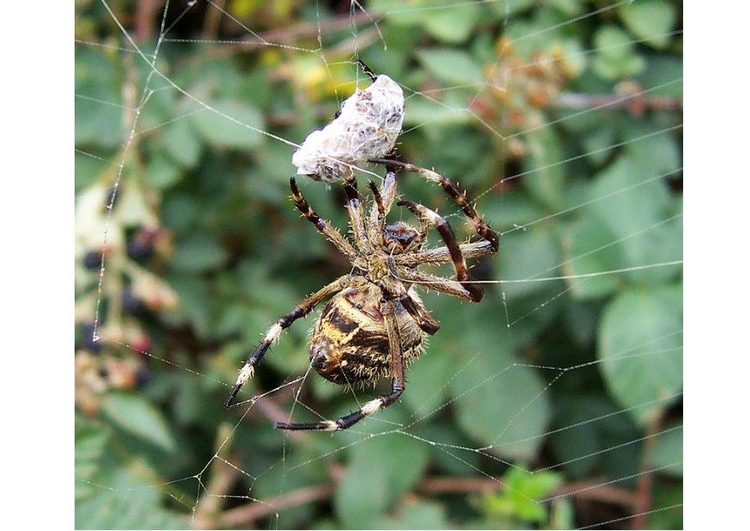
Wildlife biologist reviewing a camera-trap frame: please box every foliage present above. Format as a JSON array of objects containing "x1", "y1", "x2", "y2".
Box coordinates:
[
  {"x1": 75, "y1": 0, "x2": 682, "y2": 529},
  {"x1": 475, "y1": 467, "x2": 567, "y2": 528}
]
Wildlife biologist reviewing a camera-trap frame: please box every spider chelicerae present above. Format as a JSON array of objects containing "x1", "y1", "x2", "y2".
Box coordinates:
[{"x1": 225, "y1": 160, "x2": 499, "y2": 430}]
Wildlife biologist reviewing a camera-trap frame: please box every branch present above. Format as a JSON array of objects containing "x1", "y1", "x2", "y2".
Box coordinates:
[
  {"x1": 553, "y1": 92, "x2": 683, "y2": 115},
  {"x1": 193, "y1": 423, "x2": 240, "y2": 528},
  {"x1": 417, "y1": 475, "x2": 638, "y2": 507},
  {"x1": 219, "y1": 483, "x2": 335, "y2": 528},
  {"x1": 631, "y1": 413, "x2": 665, "y2": 529},
  {"x1": 215, "y1": 471, "x2": 643, "y2": 528},
  {"x1": 177, "y1": 11, "x2": 376, "y2": 66},
  {"x1": 416, "y1": 476, "x2": 501, "y2": 494}
]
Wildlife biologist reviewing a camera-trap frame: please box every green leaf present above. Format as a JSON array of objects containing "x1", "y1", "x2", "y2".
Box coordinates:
[
  {"x1": 591, "y1": 25, "x2": 646, "y2": 79},
  {"x1": 369, "y1": 0, "x2": 426, "y2": 25},
  {"x1": 371, "y1": 0, "x2": 480, "y2": 43},
  {"x1": 100, "y1": 392, "x2": 177, "y2": 452},
  {"x1": 649, "y1": 486, "x2": 684, "y2": 529},
  {"x1": 401, "y1": 345, "x2": 456, "y2": 416},
  {"x1": 550, "y1": 497, "x2": 577, "y2": 530},
  {"x1": 648, "y1": 422, "x2": 683, "y2": 476},
  {"x1": 549, "y1": 395, "x2": 641, "y2": 479},
  {"x1": 641, "y1": 55, "x2": 684, "y2": 98},
  {"x1": 75, "y1": 48, "x2": 125, "y2": 148},
  {"x1": 504, "y1": 467, "x2": 562, "y2": 521},
  {"x1": 619, "y1": 0, "x2": 678, "y2": 49},
  {"x1": 378, "y1": 499, "x2": 450, "y2": 529},
  {"x1": 75, "y1": 149, "x2": 111, "y2": 190},
  {"x1": 623, "y1": 122, "x2": 681, "y2": 178},
  {"x1": 562, "y1": 300, "x2": 600, "y2": 348},
  {"x1": 586, "y1": 153, "x2": 682, "y2": 286},
  {"x1": 499, "y1": 226, "x2": 561, "y2": 301},
  {"x1": 76, "y1": 489, "x2": 189, "y2": 529},
  {"x1": 161, "y1": 117, "x2": 202, "y2": 168},
  {"x1": 75, "y1": 417, "x2": 110, "y2": 502},
  {"x1": 421, "y1": 2, "x2": 480, "y2": 43},
  {"x1": 171, "y1": 232, "x2": 228, "y2": 272},
  {"x1": 478, "y1": 467, "x2": 562, "y2": 525},
  {"x1": 334, "y1": 434, "x2": 430, "y2": 528},
  {"x1": 598, "y1": 288, "x2": 683, "y2": 426},
  {"x1": 581, "y1": 125, "x2": 617, "y2": 166},
  {"x1": 416, "y1": 48, "x2": 485, "y2": 86},
  {"x1": 523, "y1": 127, "x2": 566, "y2": 210},
  {"x1": 546, "y1": 0, "x2": 585, "y2": 16},
  {"x1": 562, "y1": 149, "x2": 682, "y2": 298},
  {"x1": 189, "y1": 99, "x2": 264, "y2": 150},
  {"x1": 450, "y1": 350, "x2": 550, "y2": 461},
  {"x1": 168, "y1": 272, "x2": 213, "y2": 337},
  {"x1": 402, "y1": 94, "x2": 475, "y2": 128},
  {"x1": 488, "y1": 0, "x2": 536, "y2": 18},
  {"x1": 146, "y1": 153, "x2": 182, "y2": 190},
  {"x1": 564, "y1": 215, "x2": 623, "y2": 299}
]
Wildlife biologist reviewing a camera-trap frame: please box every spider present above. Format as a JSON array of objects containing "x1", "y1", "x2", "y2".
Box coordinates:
[{"x1": 224, "y1": 160, "x2": 499, "y2": 430}]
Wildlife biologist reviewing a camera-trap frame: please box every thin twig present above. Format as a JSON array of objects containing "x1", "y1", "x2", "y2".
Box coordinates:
[
  {"x1": 193, "y1": 423, "x2": 239, "y2": 528},
  {"x1": 416, "y1": 476, "x2": 501, "y2": 494},
  {"x1": 632, "y1": 413, "x2": 664, "y2": 529},
  {"x1": 202, "y1": 0, "x2": 226, "y2": 41},
  {"x1": 216, "y1": 471, "x2": 642, "y2": 528},
  {"x1": 417, "y1": 475, "x2": 638, "y2": 507},
  {"x1": 554, "y1": 92, "x2": 683, "y2": 114},
  {"x1": 135, "y1": 0, "x2": 157, "y2": 43},
  {"x1": 552, "y1": 480, "x2": 639, "y2": 508},
  {"x1": 220, "y1": 483, "x2": 335, "y2": 527},
  {"x1": 251, "y1": 390, "x2": 308, "y2": 444},
  {"x1": 175, "y1": 11, "x2": 374, "y2": 67}
]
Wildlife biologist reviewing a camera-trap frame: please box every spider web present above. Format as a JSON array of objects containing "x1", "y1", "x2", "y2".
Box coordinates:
[{"x1": 66, "y1": 0, "x2": 717, "y2": 528}]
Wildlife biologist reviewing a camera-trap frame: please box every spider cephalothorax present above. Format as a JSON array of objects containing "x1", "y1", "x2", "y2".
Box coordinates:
[{"x1": 225, "y1": 162, "x2": 498, "y2": 430}]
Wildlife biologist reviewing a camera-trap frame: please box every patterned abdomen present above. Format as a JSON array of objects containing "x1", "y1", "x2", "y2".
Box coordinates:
[{"x1": 309, "y1": 285, "x2": 423, "y2": 386}]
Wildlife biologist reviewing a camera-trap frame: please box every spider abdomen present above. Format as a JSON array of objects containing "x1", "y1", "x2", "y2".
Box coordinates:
[{"x1": 309, "y1": 284, "x2": 423, "y2": 386}]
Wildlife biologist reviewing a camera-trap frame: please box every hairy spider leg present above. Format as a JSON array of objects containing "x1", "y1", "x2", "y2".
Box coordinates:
[
  {"x1": 290, "y1": 177, "x2": 357, "y2": 260},
  {"x1": 396, "y1": 240, "x2": 496, "y2": 266},
  {"x1": 276, "y1": 297, "x2": 406, "y2": 431},
  {"x1": 356, "y1": 58, "x2": 378, "y2": 82},
  {"x1": 364, "y1": 173, "x2": 443, "y2": 333},
  {"x1": 369, "y1": 159, "x2": 500, "y2": 252},
  {"x1": 228, "y1": 165, "x2": 498, "y2": 425},
  {"x1": 365, "y1": 173, "x2": 442, "y2": 334},
  {"x1": 365, "y1": 166, "x2": 494, "y2": 266},
  {"x1": 398, "y1": 200, "x2": 484, "y2": 302},
  {"x1": 343, "y1": 178, "x2": 373, "y2": 254},
  {"x1": 224, "y1": 275, "x2": 352, "y2": 407},
  {"x1": 378, "y1": 167, "x2": 399, "y2": 211},
  {"x1": 367, "y1": 170, "x2": 398, "y2": 244},
  {"x1": 368, "y1": 180, "x2": 385, "y2": 219},
  {"x1": 393, "y1": 268, "x2": 487, "y2": 301},
  {"x1": 393, "y1": 285, "x2": 440, "y2": 335}
]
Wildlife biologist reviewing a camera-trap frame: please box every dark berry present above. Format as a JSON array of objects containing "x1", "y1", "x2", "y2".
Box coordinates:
[
  {"x1": 78, "y1": 322, "x2": 103, "y2": 353},
  {"x1": 127, "y1": 237, "x2": 154, "y2": 262},
  {"x1": 83, "y1": 251, "x2": 102, "y2": 270},
  {"x1": 134, "y1": 366, "x2": 152, "y2": 387},
  {"x1": 122, "y1": 287, "x2": 143, "y2": 314},
  {"x1": 127, "y1": 227, "x2": 162, "y2": 262}
]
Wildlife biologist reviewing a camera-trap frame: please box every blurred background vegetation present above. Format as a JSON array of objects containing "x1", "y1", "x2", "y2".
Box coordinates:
[{"x1": 75, "y1": 0, "x2": 682, "y2": 528}]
